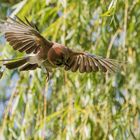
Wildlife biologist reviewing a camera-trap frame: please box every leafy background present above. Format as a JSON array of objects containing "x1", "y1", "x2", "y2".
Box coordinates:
[{"x1": 0, "y1": 0, "x2": 140, "y2": 139}]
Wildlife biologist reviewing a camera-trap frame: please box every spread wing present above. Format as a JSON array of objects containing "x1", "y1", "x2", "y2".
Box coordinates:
[
  {"x1": 0, "y1": 16, "x2": 52, "y2": 54},
  {"x1": 64, "y1": 52, "x2": 119, "y2": 73}
]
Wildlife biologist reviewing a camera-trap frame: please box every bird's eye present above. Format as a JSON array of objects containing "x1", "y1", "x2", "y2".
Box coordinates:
[
  {"x1": 56, "y1": 59, "x2": 61, "y2": 63},
  {"x1": 56, "y1": 59, "x2": 63, "y2": 66}
]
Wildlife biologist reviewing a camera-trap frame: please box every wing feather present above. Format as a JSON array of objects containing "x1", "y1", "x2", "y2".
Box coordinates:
[
  {"x1": 0, "y1": 16, "x2": 52, "y2": 54},
  {"x1": 71, "y1": 56, "x2": 80, "y2": 72},
  {"x1": 64, "y1": 52, "x2": 119, "y2": 73}
]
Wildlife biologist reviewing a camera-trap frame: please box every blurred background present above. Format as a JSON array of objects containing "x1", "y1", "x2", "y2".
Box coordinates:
[{"x1": 0, "y1": 0, "x2": 139, "y2": 139}]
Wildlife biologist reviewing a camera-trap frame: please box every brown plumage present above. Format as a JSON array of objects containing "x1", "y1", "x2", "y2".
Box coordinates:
[{"x1": 0, "y1": 16, "x2": 120, "y2": 78}]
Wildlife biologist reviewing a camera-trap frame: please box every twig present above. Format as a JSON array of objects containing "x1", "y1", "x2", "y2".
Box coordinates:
[
  {"x1": 106, "y1": 28, "x2": 122, "y2": 58},
  {"x1": 0, "y1": 79, "x2": 20, "y2": 134},
  {"x1": 123, "y1": 0, "x2": 128, "y2": 53}
]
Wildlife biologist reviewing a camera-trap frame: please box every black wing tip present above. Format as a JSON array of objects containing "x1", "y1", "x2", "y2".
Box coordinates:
[
  {"x1": 5, "y1": 16, "x2": 40, "y2": 32},
  {"x1": 86, "y1": 53, "x2": 121, "y2": 73},
  {"x1": 24, "y1": 16, "x2": 39, "y2": 31}
]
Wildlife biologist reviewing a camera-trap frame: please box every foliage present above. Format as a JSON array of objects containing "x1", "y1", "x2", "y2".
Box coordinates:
[{"x1": 0, "y1": 0, "x2": 140, "y2": 139}]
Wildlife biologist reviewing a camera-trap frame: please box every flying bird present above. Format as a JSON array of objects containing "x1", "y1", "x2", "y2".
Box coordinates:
[{"x1": 0, "y1": 16, "x2": 119, "y2": 79}]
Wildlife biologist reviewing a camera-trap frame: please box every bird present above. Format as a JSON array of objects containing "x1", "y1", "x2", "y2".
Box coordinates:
[{"x1": 0, "y1": 16, "x2": 119, "y2": 79}]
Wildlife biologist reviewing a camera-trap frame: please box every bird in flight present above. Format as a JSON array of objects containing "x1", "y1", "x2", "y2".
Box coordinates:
[{"x1": 0, "y1": 16, "x2": 119, "y2": 79}]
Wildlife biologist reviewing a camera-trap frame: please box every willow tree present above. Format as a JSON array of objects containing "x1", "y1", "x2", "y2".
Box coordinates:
[{"x1": 0, "y1": 0, "x2": 139, "y2": 140}]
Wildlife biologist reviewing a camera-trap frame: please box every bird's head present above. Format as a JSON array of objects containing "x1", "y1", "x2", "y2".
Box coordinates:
[{"x1": 48, "y1": 46, "x2": 70, "y2": 67}]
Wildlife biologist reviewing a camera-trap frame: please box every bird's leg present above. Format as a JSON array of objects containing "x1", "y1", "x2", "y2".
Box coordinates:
[
  {"x1": 43, "y1": 68, "x2": 50, "y2": 82},
  {"x1": 46, "y1": 70, "x2": 50, "y2": 82},
  {"x1": 40, "y1": 65, "x2": 50, "y2": 81}
]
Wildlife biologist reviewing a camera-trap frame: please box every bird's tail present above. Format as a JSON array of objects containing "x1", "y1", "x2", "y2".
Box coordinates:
[{"x1": 0, "y1": 57, "x2": 38, "y2": 71}]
